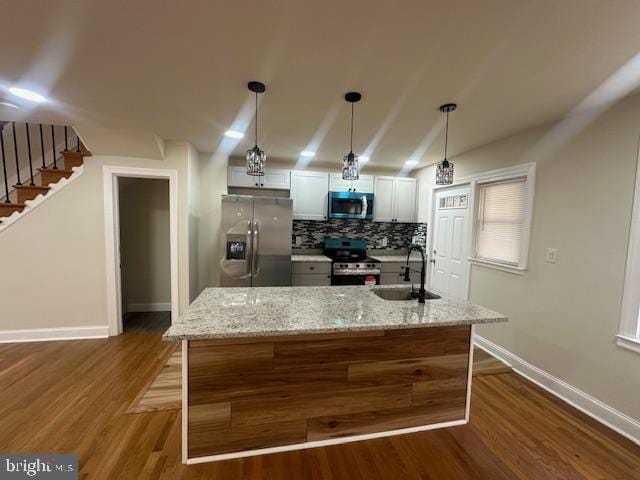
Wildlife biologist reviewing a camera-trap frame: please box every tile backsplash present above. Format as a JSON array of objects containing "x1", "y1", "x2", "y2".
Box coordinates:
[{"x1": 293, "y1": 219, "x2": 427, "y2": 250}]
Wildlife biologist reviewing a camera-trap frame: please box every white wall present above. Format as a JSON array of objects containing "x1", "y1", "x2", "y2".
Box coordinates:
[
  {"x1": 0, "y1": 140, "x2": 194, "y2": 331},
  {"x1": 197, "y1": 150, "x2": 228, "y2": 291},
  {"x1": 118, "y1": 177, "x2": 171, "y2": 311},
  {"x1": 415, "y1": 93, "x2": 640, "y2": 421}
]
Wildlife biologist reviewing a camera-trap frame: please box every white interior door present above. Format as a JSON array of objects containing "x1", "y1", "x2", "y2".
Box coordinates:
[{"x1": 431, "y1": 186, "x2": 470, "y2": 299}]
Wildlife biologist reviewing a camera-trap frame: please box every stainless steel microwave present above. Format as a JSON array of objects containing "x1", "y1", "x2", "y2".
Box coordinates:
[{"x1": 328, "y1": 191, "x2": 374, "y2": 220}]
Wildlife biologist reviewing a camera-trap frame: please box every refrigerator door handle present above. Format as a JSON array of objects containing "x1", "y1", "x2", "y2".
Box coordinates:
[
  {"x1": 246, "y1": 220, "x2": 253, "y2": 276},
  {"x1": 252, "y1": 220, "x2": 260, "y2": 277}
]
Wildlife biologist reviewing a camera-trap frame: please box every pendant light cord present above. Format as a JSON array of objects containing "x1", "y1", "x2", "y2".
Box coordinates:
[
  {"x1": 444, "y1": 110, "x2": 449, "y2": 160},
  {"x1": 350, "y1": 102, "x2": 354, "y2": 154},
  {"x1": 254, "y1": 92, "x2": 258, "y2": 147}
]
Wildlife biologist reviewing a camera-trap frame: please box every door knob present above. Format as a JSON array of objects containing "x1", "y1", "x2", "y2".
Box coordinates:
[{"x1": 430, "y1": 259, "x2": 436, "y2": 263}]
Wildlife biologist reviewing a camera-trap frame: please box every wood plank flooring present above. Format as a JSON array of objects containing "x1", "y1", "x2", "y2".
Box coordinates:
[{"x1": 0, "y1": 332, "x2": 638, "y2": 479}]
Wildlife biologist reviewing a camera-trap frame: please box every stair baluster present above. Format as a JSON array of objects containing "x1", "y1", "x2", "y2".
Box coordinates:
[
  {"x1": 1, "y1": 130, "x2": 9, "y2": 203},
  {"x1": 39, "y1": 124, "x2": 46, "y2": 168},
  {"x1": 77, "y1": 134, "x2": 80, "y2": 152},
  {"x1": 12, "y1": 123, "x2": 21, "y2": 185},
  {"x1": 64, "y1": 126, "x2": 68, "y2": 151},
  {"x1": 25, "y1": 124, "x2": 35, "y2": 186},
  {"x1": 51, "y1": 125, "x2": 57, "y2": 169}
]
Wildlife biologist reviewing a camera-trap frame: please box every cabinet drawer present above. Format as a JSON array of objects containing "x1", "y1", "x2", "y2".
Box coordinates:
[
  {"x1": 293, "y1": 273, "x2": 332, "y2": 286},
  {"x1": 379, "y1": 272, "x2": 420, "y2": 285},
  {"x1": 292, "y1": 262, "x2": 331, "y2": 275},
  {"x1": 378, "y1": 262, "x2": 421, "y2": 274}
]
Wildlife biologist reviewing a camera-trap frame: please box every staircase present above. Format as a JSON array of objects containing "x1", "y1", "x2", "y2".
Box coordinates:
[{"x1": 0, "y1": 122, "x2": 91, "y2": 224}]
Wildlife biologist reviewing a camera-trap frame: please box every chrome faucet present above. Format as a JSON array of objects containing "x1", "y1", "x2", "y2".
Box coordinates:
[{"x1": 403, "y1": 244, "x2": 427, "y2": 303}]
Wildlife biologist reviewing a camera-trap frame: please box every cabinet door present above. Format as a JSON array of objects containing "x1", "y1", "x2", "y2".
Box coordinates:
[
  {"x1": 262, "y1": 169, "x2": 291, "y2": 190},
  {"x1": 227, "y1": 166, "x2": 257, "y2": 188},
  {"x1": 374, "y1": 176, "x2": 395, "y2": 222},
  {"x1": 329, "y1": 174, "x2": 374, "y2": 193},
  {"x1": 354, "y1": 175, "x2": 374, "y2": 193},
  {"x1": 329, "y1": 173, "x2": 350, "y2": 192},
  {"x1": 394, "y1": 178, "x2": 417, "y2": 222},
  {"x1": 293, "y1": 273, "x2": 332, "y2": 286},
  {"x1": 290, "y1": 171, "x2": 329, "y2": 220}
]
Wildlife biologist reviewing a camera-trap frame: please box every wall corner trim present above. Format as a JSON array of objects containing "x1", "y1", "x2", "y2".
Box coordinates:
[
  {"x1": 0, "y1": 325, "x2": 109, "y2": 343},
  {"x1": 474, "y1": 335, "x2": 640, "y2": 446}
]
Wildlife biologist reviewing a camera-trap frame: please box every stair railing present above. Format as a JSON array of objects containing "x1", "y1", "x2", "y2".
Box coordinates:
[{"x1": 0, "y1": 121, "x2": 81, "y2": 205}]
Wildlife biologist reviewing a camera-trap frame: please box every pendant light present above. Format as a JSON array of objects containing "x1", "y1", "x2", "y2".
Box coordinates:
[
  {"x1": 436, "y1": 103, "x2": 457, "y2": 185},
  {"x1": 342, "y1": 91, "x2": 362, "y2": 181},
  {"x1": 246, "y1": 81, "x2": 266, "y2": 176}
]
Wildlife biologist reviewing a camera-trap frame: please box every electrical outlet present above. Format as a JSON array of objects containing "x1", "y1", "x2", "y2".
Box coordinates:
[
  {"x1": 382, "y1": 237, "x2": 388, "y2": 247},
  {"x1": 295, "y1": 236, "x2": 303, "y2": 247},
  {"x1": 545, "y1": 248, "x2": 558, "y2": 263}
]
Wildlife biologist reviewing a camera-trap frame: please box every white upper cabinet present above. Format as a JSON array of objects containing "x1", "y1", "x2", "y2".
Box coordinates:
[
  {"x1": 374, "y1": 176, "x2": 417, "y2": 223},
  {"x1": 373, "y1": 176, "x2": 396, "y2": 222},
  {"x1": 328, "y1": 173, "x2": 374, "y2": 193},
  {"x1": 394, "y1": 177, "x2": 417, "y2": 222},
  {"x1": 227, "y1": 166, "x2": 291, "y2": 190},
  {"x1": 290, "y1": 171, "x2": 329, "y2": 220}
]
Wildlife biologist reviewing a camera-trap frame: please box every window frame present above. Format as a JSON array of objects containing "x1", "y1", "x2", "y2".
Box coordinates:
[
  {"x1": 468, "y1": 163, "x2": 536, "y2": 274},
  {"x1": 617, "y1": 149, "x2": 640, "y2": 354}
]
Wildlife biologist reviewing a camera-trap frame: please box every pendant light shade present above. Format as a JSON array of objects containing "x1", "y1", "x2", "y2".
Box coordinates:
[
  {"x1": 436, "y1": 103, "x2": 457, "y2": 185},
  {"x1": 246, "y1": 81, "x2": 266, "y2": 176},
  {"x1": 342, "y1": 92, "x2": 362, "y2": 181}
]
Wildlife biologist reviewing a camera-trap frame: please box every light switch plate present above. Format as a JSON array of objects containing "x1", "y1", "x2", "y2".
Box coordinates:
[{"x1": 546, "y1": 248, "x2": 558, "y2": 263}]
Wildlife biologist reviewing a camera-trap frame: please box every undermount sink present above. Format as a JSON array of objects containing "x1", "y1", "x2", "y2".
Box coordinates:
[{"x1": 372, "y1": 287, "x2": 441, "y2": 301}]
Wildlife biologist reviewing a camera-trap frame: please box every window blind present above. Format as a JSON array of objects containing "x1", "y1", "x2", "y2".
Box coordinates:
[{"x1": 476, "y1": 177, "x2": 527, "y2": 266}]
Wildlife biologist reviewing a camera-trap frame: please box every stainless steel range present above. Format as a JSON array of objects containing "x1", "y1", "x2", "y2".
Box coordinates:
[{"x1": 323, "y1": 238, "x2": 380, "y2": 285}]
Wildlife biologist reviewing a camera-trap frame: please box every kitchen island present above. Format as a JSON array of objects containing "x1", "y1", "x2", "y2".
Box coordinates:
[{"x1": 164, "y1": 285, "x2": 507, "y2": 464}]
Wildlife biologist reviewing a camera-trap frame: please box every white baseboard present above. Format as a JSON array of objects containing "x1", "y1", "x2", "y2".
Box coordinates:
[
  {"x1": 474, "y1": 335, "x2": 640, "y2": 446},
  {"x1": 0, "y1": 325, "x2": 110, "y2": 343},
  {"x1": 127, "y1": 302, "x2": 171, "y2": 312}
]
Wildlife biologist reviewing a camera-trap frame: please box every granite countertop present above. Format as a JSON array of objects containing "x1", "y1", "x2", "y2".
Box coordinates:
[
  {"x1": 164, "y1": 285, "x2": 507, "y2": 341},
  {"x1": 291, "y1": 254, "x2": 332, "y2": 262},
  {"x1": 369, "y1": 254, "x2": 425, "y2": 263}
]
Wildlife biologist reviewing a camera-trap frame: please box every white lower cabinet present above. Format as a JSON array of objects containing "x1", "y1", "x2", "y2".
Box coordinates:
[
  {"x1": 293, "y1": 273, "x2": 332, "y2": 286},
  {"x1": 378, "y1": 262, "x2": 422, "y2": 285},
  {"x1": 292, "y1": 261, "x2": 332, "y2": 286}
]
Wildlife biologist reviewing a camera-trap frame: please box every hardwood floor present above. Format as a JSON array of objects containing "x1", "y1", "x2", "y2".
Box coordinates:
[
  {"x1": 0, "y1": 333, "x2": 638, "y2": 479},
  {"x1": 123, "y1": 311, "x2": 171, "y2": 333}
]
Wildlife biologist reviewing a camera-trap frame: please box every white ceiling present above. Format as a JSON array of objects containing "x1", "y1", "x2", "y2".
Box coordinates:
[{"x1": 2, "y1": 0, "x2": 640, "y2": 170}]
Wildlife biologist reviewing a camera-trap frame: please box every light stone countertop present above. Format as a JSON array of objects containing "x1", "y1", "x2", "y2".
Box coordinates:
[
  {"x1": 369, "y1": 254, "x2": 425, "y2": 263},
  {"x1": 164, "y1": 285, "x2": 507, "y2": 341},
  {"x1": 291, "y1": 254, "x2": 332, "y2": 262}
]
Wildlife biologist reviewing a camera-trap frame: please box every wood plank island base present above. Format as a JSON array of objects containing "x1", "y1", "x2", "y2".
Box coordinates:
[{"x1": 164, "y1": 285, "x2": 507, "y2": 464}]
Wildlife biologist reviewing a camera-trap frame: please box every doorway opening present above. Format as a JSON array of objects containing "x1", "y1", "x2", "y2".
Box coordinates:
[
  {"x1": 118, "y1": 177, "x2": 171, "y2": 333},
  {"x1": 103, "y1": 166, "x2": 179, "y2": 336}
]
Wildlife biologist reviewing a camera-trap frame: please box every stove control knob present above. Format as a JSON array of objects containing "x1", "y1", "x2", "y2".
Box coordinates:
[{"x1": 356, "y1": 264, "x2": 360, "y2": 268}]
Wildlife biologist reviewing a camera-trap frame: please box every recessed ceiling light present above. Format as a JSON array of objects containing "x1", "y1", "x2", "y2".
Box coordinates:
[
  {"x1": 8, "y1": 87, "x2": 47, "y2": 103},
  {"x1": 224, "y1": 129, "x2": 244, "y2": 139},
  {"x1": 300, "y1": 150, "x2": 316, "y2": 158},
  {"x1": 405, "y1": 160, "x2": 419, "y2": 166},
  {"x1": 360, "y1": 155, "x2": 370, "y2": 162},
  {"x1": 0, "y1": 99, "x2": 20, "y2": 109}
]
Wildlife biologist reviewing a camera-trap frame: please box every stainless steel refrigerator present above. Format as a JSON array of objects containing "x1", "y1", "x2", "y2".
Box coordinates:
[{"x1": 220, "y1": 195, "x2": 293, "y2": 287}]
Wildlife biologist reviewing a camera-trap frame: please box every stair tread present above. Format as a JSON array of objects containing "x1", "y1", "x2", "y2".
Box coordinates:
[
  {"x1": 14, "y1": 185, "x2": 50, "y2": 190},
  {"x1": 61, "y1": 150, "x2": 91, "y2": 156},
  {"x1": 38, "y1": 168, "x2": 74, "y2": 174},
  {"x1": 1, "y1": 203, "x2": 26, "y2": 207}
]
